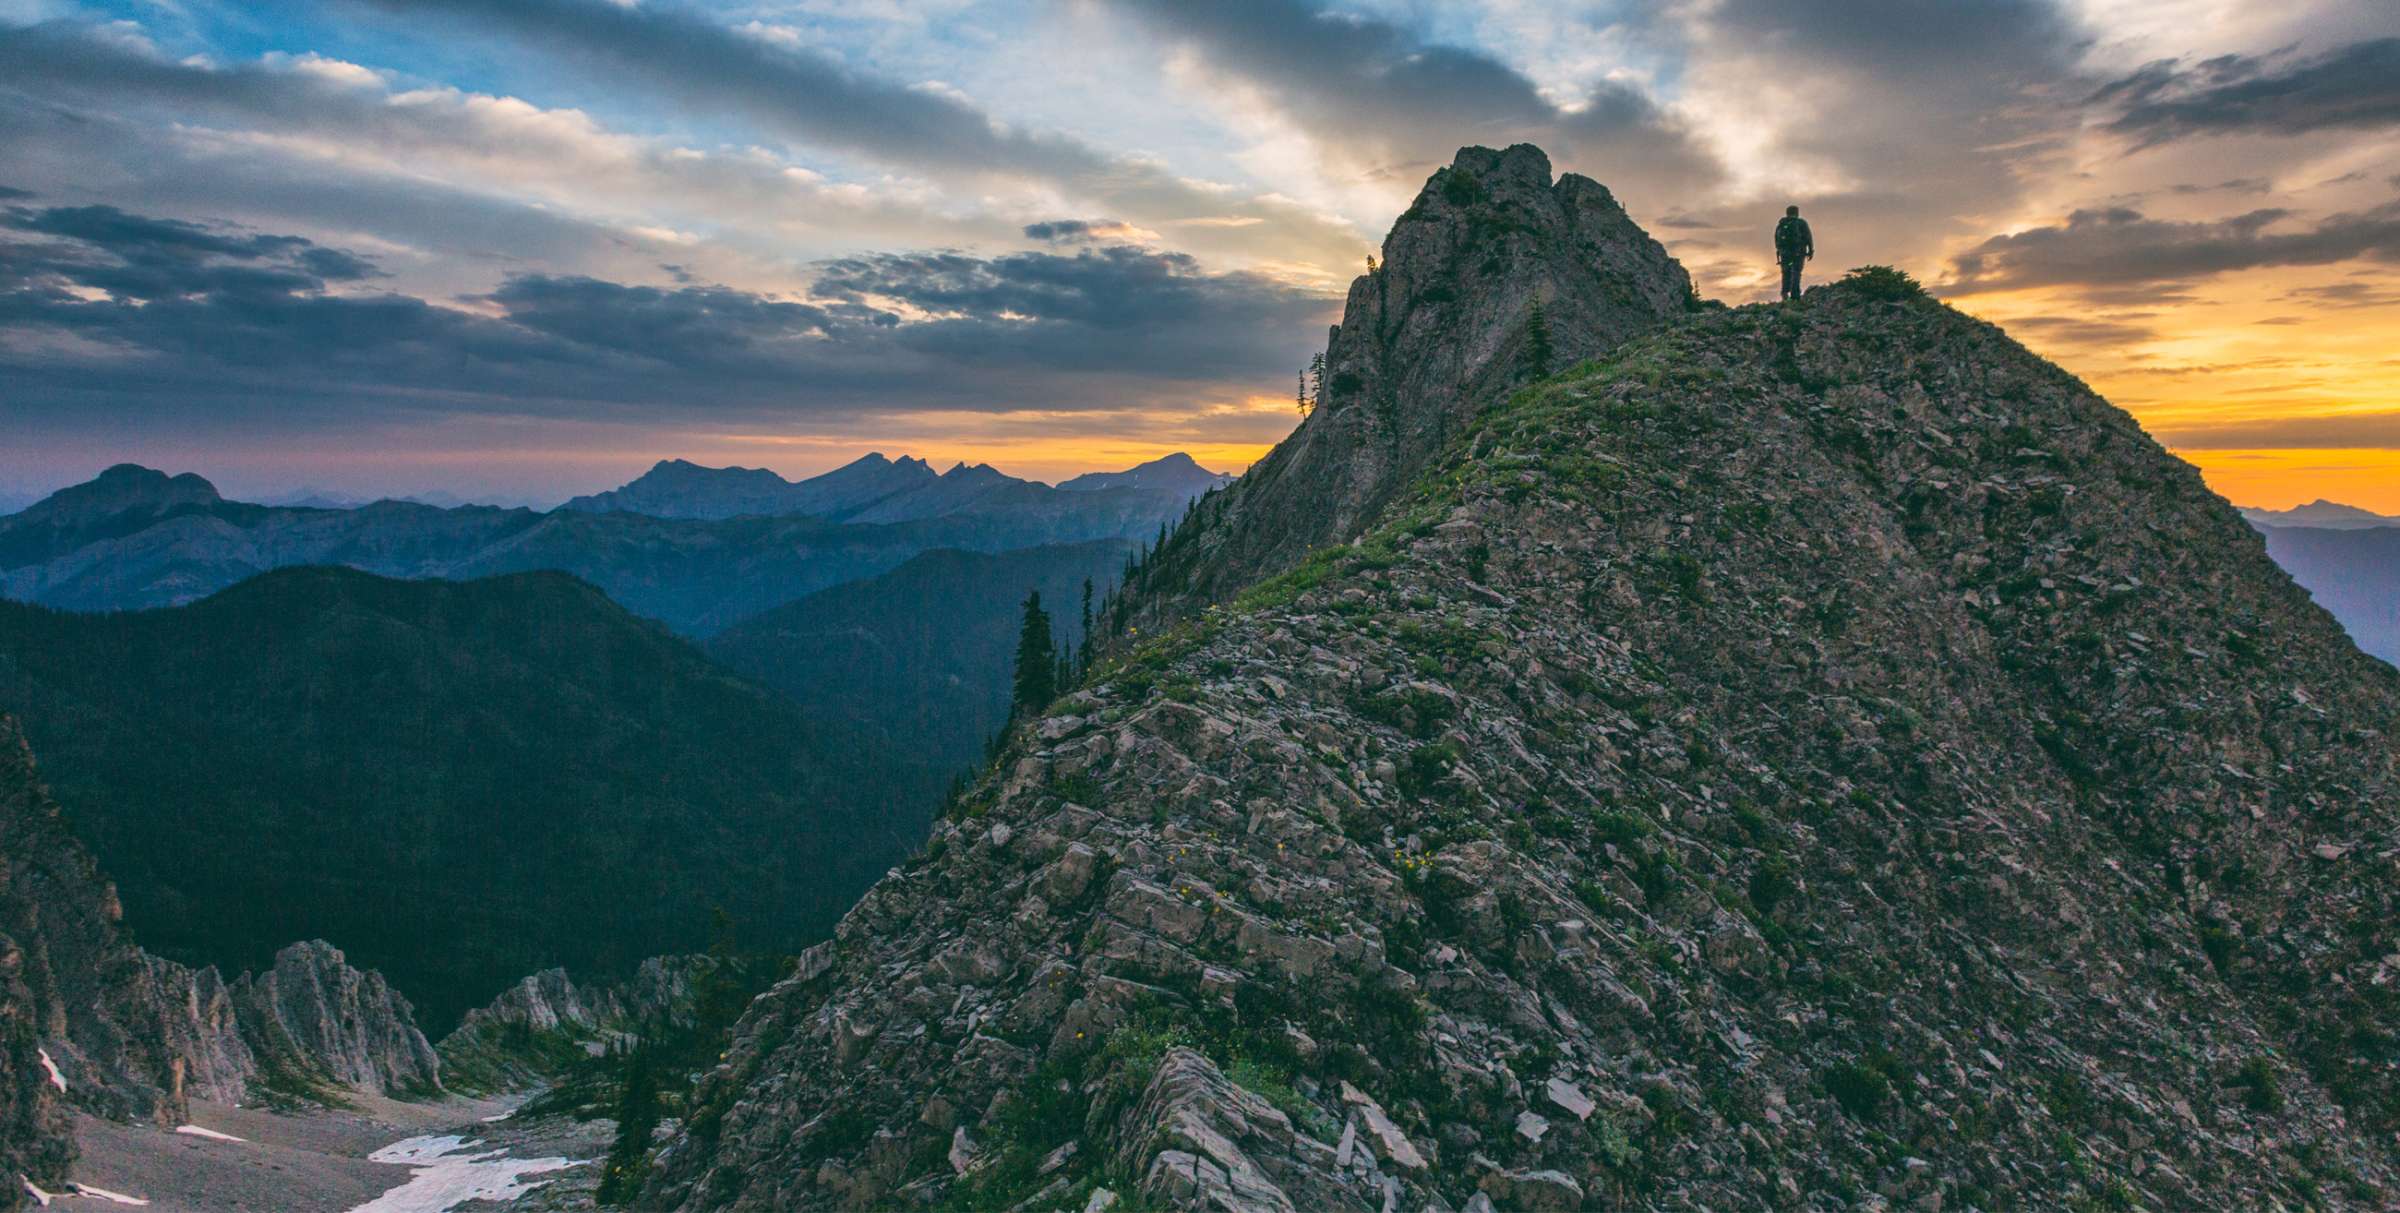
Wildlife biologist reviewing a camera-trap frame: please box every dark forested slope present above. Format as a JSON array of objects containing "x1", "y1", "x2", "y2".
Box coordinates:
[
  {"x1": 708, "y1": 540, "x2": 1136, "y2": 782},
  {"x1": 0, "y1": 567, "x2": 917, "y2": 1029}
]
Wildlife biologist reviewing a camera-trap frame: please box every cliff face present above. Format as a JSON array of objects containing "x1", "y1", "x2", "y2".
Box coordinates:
[
  {"x1": 0, "y1": 715, "x2": 441, "y2": 1163},
  {"x1": 233, "y1": 941, "x2": 441, "y2": 1099},
  {"x1": 641, "y1": 153, "x2": 2400, "y2": 1212},
  {"x1": 439, "y1": 956, "x2": 711, "y2": 1094},
  {"x1": 1123, "y1": 144, "x2": 1691, "y2": 623},
  {"x1": 0, "y1": 932, "x2": 72, "y2": 1213},
  {"x1": 0, "y1": 715, "x2": 197, "y2": 1129}
]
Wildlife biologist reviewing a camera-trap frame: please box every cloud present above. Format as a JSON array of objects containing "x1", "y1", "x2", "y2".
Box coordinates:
[
  {"x1": 1098, "y1": 0, "x2": 1721, "y2": 197},
  {"x1": 0, "y1": 21, "x2": 1020, "y2": 259},
  {"x1": 1, "y1": 203, "x2": 381, "y2": 298},
  {"x1": 0, "y1": 201, "x2": 1331, "y2": 424},
  {"x1": 2281, "y1": 280, "x2": 2400, "y2": 307},
  {"x1": 1020, "y1": 219, "x2": 1161, "y2": 245},
  {"x1": 808, "y1": 244, "x2": 1330, "y2": 376},
  {"x1": 2156, "y1": 410, "x2": 2400, "y2": 450},
  {"x1": 338, "y1": 0, "x2": 1357, "y2": 253},
  {"x1": 2096, "y1": 38, "x2": 2400, "y2": 144},
  {"x1": 1944, "y1": 200, "x2": 2400, "y2": 291},
  {"x1": 1999, "y1": 313, "x2": 2159, "y2": 346},
  {"x1": 345, "y1": 0, "x2": 1111, "y2": 181}
]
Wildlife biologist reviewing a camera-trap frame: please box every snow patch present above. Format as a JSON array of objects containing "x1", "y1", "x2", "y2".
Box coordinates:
[
  {"x1": 36, "y1": 1048, "x2": 65, "y2": 1092},
  {"x1": 23, "y1": 1177, "x2": 52, "y2": 1207},
  {"x1": 348, "y1": 1134, "x2": 582, "y2": 1213},
  {"x1": 174, "y1": 1124, "x2": 247, "y2": 1143},
  {"x1": 68, "y1": 1183, "x2": 149, "y2": 1205}
]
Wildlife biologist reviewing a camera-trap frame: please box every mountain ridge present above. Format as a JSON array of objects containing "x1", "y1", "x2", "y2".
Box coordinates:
[
  {"x1": 640, "y1": 152, "x2": 2400, "y2": 1212},
  {"x1": 0, "y1": 454, "x2": 1223, "y2": 632},
  {"x1": 2240, "y1": 499, "x2": 2399, "y2": 530}
]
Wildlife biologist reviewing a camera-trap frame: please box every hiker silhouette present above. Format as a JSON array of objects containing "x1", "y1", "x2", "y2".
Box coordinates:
[{"x1": 1774, "y1": 206, "x2": 1813, "y2": 300}]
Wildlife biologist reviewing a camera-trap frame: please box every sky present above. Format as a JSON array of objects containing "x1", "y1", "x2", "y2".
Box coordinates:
[{"x1": 0, "y1": 0, "x2": 2396, "y2": 508}]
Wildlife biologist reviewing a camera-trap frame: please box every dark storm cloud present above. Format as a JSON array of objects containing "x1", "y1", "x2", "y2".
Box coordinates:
[
  {"x1": 0, "y1": 187, "x2": 33, "y2": 200},
  {"x1": 1100, "y1": 0, "x2": 1719, "y2": 193},
  {"x1": 1945, "y1": 200, "x2": 2400, "y2": 291},
  {"x1": 0, "y1": 203, "x2": 1330, "y2": 420},
  {"x1": 2096, "y1": 39, "x2": 2400, "y2": 144}
]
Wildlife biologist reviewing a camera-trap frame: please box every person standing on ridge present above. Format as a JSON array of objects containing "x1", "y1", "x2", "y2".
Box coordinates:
[{"x1": 1774, "y1": 205, "x2": 1813, "y2": 300}]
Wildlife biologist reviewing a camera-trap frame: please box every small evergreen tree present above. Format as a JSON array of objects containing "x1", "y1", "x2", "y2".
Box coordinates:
[
  {"x1": 1297, "y1": 369, "x2": 1312, "y2": 416},
  {"x1": 1308, "y1": 352, "x2": 1325, "y2": 410},
  {"x1": 1079, "y1": 579, "x2": 1094, "y2": 670},
  {"x1": 1522, "y1": 297, "x2": 1553, "y2": 379},
  {"x1": 595, "y1": 1042, "x2": 662, "y2": 1204},
  {"x1": 1011, "y1": 590, "x2": 1057, "y2": 715}
]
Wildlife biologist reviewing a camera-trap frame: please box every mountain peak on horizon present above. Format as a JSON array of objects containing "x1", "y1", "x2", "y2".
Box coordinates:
[
  {"x1": 24, "y1": 463, "x2": 223, "y2": 522},
  {"x1": 1055, "y1": 451, "x2": 1231, "y2": 494},
  {"x1": 2239, "y1": 498, "x2": 2399, "y2": 529}
]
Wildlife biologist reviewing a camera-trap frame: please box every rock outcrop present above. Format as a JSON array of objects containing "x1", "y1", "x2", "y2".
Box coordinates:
[
  {"x1": 0, "y1": 931, "x2": 71, "y2": 1213},
  {"x1": 0, "y1": 714, "x2": 441, "y2": 1157},
  {"x1": 439, "y1": 956, "x2": 711, "y2": 1093},
  {"x1": 0, "y1": 715, "x2": 197, "y2": 1129},
  {"x1": 1122, "y1": 144, "x2": 1691, "y2": 623},
  {"x1": 232, "y1": 941, "x2": 440, "y2": 1099},
  {"x1": 641, "y1": 150, "x2": 2400, "y2": 1212}
]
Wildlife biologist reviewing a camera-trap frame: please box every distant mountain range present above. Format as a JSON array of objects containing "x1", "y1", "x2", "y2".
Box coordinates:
[
  {"x1": 559, "y1": 451, "x2": 1230, "y2": 522},
  {"x1": 2232, "y1": 499, "x2": 2398, "y2": 666},
  {"x1": 560, "y1": 453, "x2": 938, "y2": 520},
  {"x1": 2255, "y1": 523, "x2": 2400, "y2": 665},
  {"x1": 0, "y1": 455, "x2": 1226, "y2": 634},
  {"x1": 0, "y1": 567, "x2": 918, "y2": 1031},
  {"x1": 2239, "y1": 499, "x2": 2400, "y2": 530}
]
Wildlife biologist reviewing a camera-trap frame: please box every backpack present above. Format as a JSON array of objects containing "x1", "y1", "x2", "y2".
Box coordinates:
[{"x1": 1775, "y1": 216, "x2": 1810, "y2": 257}]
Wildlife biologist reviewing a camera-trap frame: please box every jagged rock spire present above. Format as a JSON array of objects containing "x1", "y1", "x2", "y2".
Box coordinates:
[{"x1": 1130, "y1": 144, "x2": 1691, "y2": 619}]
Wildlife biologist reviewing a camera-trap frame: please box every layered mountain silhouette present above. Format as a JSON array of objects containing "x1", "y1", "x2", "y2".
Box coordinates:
[
  {"x1": 2232, "y1": 501, "x2": 2398, "y2": 664},
  {"x1": 2240, "y1": 498, "x2": 2400, "y2": 530},
  {"x1": 0, "y1": 453, "x2": 1222, "y2": 634},
  {"x1": 560, "y1": 453, "x2": 939, "y2": 520},
  {"x1": 644, "y1": 147, "x2": 2400, "y2": 1212},
  {"x1": 708, "y1": 539, "x2": 1137, "y2": 781},
  {"x1": 2257, "y1": 524, "x2": 2400, "y2": 664},
  {"x1": 0, "y1": 567, "x2": 919, "y2": 1030}
]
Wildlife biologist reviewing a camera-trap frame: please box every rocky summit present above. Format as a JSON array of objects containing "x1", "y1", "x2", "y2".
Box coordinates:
[
  {"x1": 640, "y1": 148, "x2": 2400, "y2": 1212},
  {"x1": 1126, "y1": 144, "x2": 1692, "y2": 624}
]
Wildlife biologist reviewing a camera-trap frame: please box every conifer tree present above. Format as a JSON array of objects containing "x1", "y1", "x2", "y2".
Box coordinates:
[
  {"x1": 1079, "y1": 579, "x2": 1094, "y2": 669},
  {"x1": 596, "y1": 1041, "x2": 662, "y2": 1203},
  {"x1": 1011, "y1": 590, "x2": 1057, "y2": 715},
  {"x1": 1523, "y1": 297, "x2": 1553, "y2": 379},
  {"x1": 1297, "y1": 369, "x2": 1312, "y2": 415},
  {"x1": 1308, "y1": 352, "x2": 1325, "y2": 409}
]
